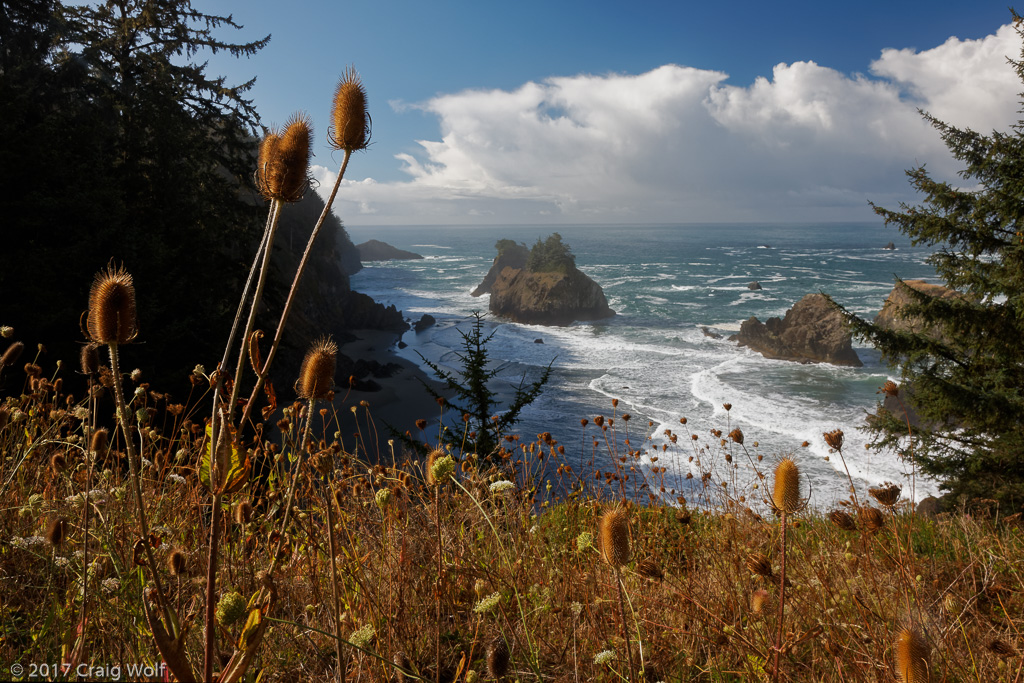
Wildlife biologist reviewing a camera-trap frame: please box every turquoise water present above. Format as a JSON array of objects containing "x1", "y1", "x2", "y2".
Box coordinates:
[{"x1": 346, "y1": 223, "x2": 939, "y2": 506}]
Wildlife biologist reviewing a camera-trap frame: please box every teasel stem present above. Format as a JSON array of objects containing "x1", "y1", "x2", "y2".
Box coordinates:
[
  {"x1": 203, "y1": 187, "x2": 282, "y2": 682},
  {"x1": 239, "y1": 149, "x2": 352, "y2": 436},
  {"x1": 266, "y1": 398, "x2": 316, "y2": 580},
  {"x1": 772, "y1": 509, "x2": 788, "y2": 683},
  {"x1": 613, "y1": 566, "x2": 637, "y2": 683},
  {"x1": 326, "y1": 480, "x2": 346, "y2": 683},
  {"x1": 435, "y1": 483, "x2": 443, "y2": 683},
  {"x1": 107, "y1": 342, "x2": 174, "y2": 631}
]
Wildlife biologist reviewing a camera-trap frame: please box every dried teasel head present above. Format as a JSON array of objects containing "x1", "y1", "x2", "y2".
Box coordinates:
[
  {"x1": 823, "y1": 429, "x2": 844, "y2": 451},
  {"x1": 234, "y1": 500, "x2": 253, "y2": 525},
  {"x1": 895, "y1": 625, "x2": 930, "y2": 682},
  {"x1": 91, "y1": 428, "x2": 109, "y2": 456},
  {"x1": 728, "y1": 428, "x2": 744, "y2": 445},
  {"x1": 86, "y1": 263, "x2": 138, "y2": 345},
  {"x1": 636, "y1": 558, "x2": 664, "y2": 582},
  {"x1": 746, "y1": 552, "x2": 774, "y2": 579},
  {"x1": 486, "y1": 637, "x2": 510, "y2": 679},
  {"x1": 297, "y1": 336, "x2": 337, "y2": 400},
  {"x1": 986, "y1": 638, "x2": 1019, "y2": 658},
  {"x1": 168, "y1": 548, "x2": 187, "y2": 576},
  {"x1": 330, "y1": 67, "x2": 370, "y2": 152},
  {"x1": 869, "y1": 483, "x2": 902, "y2": 508},
  {"x1": 47, "y1": 518, "x2": 68, "y2": 547},
  {"x1": 829, "y1": 509, "x2": 858, "y2": 532},
  {"x1": 80, "y1": 343, "x2": 101, "y2": 376},
  {"x1": 860, "y1": 506, "x2": 885, "y2": 533},
  {"x1": 881, "y1": 380, "x2": 900, "y2": 397},
  {"x1": 1, "y1": 340, "x2": 24, "y2": 367},
  {"x1": 771, "y1": 458, "x2": 801, "y2": 515},
  {"x1": 393, "y1": 651, "x2": 411, "y2": 682},
  {"x1": 599, "y1": 506, "x2": 631, "y2": 567},
  {"x1": 256, "y1": 113, "x2": 313, "y2": 202},
  {"x1": 750, "y1": 588, "x2": 770, "y2": 614},
  {"x1": 50, "y1": 452, "x2": 68, "y2": 473}
]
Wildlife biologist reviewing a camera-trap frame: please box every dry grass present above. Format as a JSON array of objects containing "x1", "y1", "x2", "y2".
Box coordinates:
[{"x1": 1, "y1": 364, "x2": 1022, "y2": 682}]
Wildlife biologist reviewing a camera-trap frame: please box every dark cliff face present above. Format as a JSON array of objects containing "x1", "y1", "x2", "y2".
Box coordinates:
[
  {"x1": 731, "y1": 293, "x2": 862, "y2": 366},
  {"x1": 472, "y1": 243, "x2": 529, "y2": 297}
]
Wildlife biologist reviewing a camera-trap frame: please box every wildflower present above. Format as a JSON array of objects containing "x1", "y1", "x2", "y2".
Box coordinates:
[
  {"x1": 429, "y1": 453, "x2": 455, "y2": 485},
  {"x1": 54, "y1": 556, "x2": 71, "y2": 568},
  {"x1": 10, "y1": 535, "x2": 46, "y2": 550},
  {"x1": 489, "y1": 480, "x2": 515, "y2": 494},
  {"x1": 167, "y1": 473, "x2": 186, "y2": 485},
  {"x1": 594, "y1": 650, "x2": 616, "y2": 666},
  {"x1": 349, "y1": 623, "x2": 376, "y2": 649},
  {"x1": 374, "y1": 487, "x2": 392, "y2": 509},
  {"x1": 570, "y1": 601, "x2": 583, "y2": 618},
  {"x1": 101, "y1": 578, "x2": 120, "y2": 594},
  {"x1": 576, "y1": 531, "x2": 594, "y2": 552},
  {"x1": 473, "y1": 592, "x2": 502, "y2": 614}
]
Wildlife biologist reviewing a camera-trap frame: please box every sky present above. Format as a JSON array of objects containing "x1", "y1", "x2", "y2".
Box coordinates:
[{"x1": 205, "y1": 1, "x2": 1022, "y2": 226}]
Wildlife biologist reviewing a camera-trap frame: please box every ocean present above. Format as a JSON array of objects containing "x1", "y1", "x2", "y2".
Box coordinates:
[{"x1": 345, "y1": 222, "x2": 939, "y2": 508}]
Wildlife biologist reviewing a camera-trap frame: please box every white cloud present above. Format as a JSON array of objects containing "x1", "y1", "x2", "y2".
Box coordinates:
[{"x1": 320, "y1": 24, "x2": 1022, "y2": 225}]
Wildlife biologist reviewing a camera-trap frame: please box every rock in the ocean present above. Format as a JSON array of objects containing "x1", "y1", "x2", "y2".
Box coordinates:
[
  {"x1": 472, "y1": 241, "x2": 529, "y2": 297},
  {"x1": 748, "y1": 281, "x2": 762, "y2": 290},
  {"x1": 534, "y1": 338, "x2": 544, "y2": 344},
  {"x1": 731, "y1": 293, "x2": 862, "y2": 366},
  {"x1": 477, "y1": 235, "x2": 614, "y2": 326},
  {"x1": 413, "y1": 313, "x2": 436, "y2": 333},
  {"x1": 356, "y1": 239, "x2": 424, "y2": 261},
  {"x1": 874, "y1": 280, "x2": 960, "y2": 339},
  {"x1": 883, "y1": 241, "x2": 896, "y2": 250}
]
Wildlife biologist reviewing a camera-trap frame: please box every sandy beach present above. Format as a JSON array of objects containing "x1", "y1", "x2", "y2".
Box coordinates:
[{"x1": 327, "y1": 329, "x2": 448, "y2": 459}]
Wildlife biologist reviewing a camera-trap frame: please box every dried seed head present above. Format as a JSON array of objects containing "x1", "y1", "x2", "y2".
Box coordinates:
[
  {"x1": 772, "y1": 458, "x2": 801, "y2": 514},
  {"x1": 486, "y1": 637, "x2": 510, "y2": 679},
  {"x1": 869, "y1": 483, "x2": 902, "y2": 508},
  {"x1": 234, "y1": 500, "x2": 253, "y2": 525},
  {"x1": 87, "y1": 263, "x2": 138, "y2": 345},
  {"x1": 257, "y1": 114, "x2": 313, "y2": 202},
  {"x1": 746, "y1": 552, "x2": 774, "y2": 579},
  {"x1": 50, "y1": 452, "x2": 68, "y2": 473},
  {"x1": 393, "y1": 651, "x2": 411, "y2": 682},
  {"x1": 91, "y1": 428, "x2": 109, "y2": 455},
  {"x1": 168, "y1": 548, "x2": 187, "y2": 576},
  {"x1": 728, "y1": 428, "x2": 744, "y2": 445},
  {"x1": 895, "y1": 626, "x2": 930, "y2": 683},
  {"x1": 80, "y1": 343, "x2": 101, "y2": 376},
  {"x1": 425, "y1": 448, "x2": 446, "y2": 485},
  {"x1": 297, "y1": 336, "x2": 337, "y2": 400},
  {"x1": 330, "y1": 67, "x2": 370, "y2": 152},
  {"x1": 47, "y1": 518, "x2": 68, "y2": 547},
  {"x1": 823, "y1": 429, "x2": 844, "y2": 451},
  {"x1": 1, "y1": 340, "x2": 24, "y2": 367},
  {"x1": 829, "y1": 509, "x2": 858, "y2": 532},
  {"x1": 599, "y1": 506, "x2": 631, "y2": 567},
  {"x1": 636, "y1": 558, "x2": 664, "y2": 582},
  {"x1": 860, "y1": 506, "x2": 885, "y2": 533},
  {"x1": 751, "y1": 588, "x2": 769, "y2": 614},
  {"x1": 881, "y1": 380, "x2": 900, "y2": 397},
  {"x1": 987, "y1": 638, "x2": 1019, "y2": 658}
]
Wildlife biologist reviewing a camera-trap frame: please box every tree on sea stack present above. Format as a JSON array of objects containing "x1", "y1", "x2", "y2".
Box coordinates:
[{"x1": 834, "y1": 13, "x2": 1024, "y2": 508}]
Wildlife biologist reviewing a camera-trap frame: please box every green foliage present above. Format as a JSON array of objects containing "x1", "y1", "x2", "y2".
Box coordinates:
[
  {"x1": 836, "y1": 16, "x2": 1024, "y2": 508},
  {"x1": 415, "y1": 312, "x2": 552, "y2": 457},
  {"x1": 494, "y1": 239, "x2": 521, "y2": 256},
  {"x1": 0, "y1": 0, "x2": 269, "y2": 392},
  {"x1": 526, "y1": 232, "x2": 576, "y2": 273}
]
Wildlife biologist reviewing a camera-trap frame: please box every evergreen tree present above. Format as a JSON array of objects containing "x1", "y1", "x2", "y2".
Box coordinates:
[
  {"x1": 526, "y1": 232, "x2": 576, "y2": 273},
  {"x1": 836, "y1": 16, "x2": 1024, "y2": 508},
  {"x1": 415, "y1": 312, "x2": 552, "y2": 458},
  {"x1": 1, "y1": 0, "x2": 269, "y2": 391}
]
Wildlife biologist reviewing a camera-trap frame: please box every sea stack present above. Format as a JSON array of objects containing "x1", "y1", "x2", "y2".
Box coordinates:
[
  {"x1": 474, "y1": 234, "x2": 614, "y2": 326},
  {"x1": 730, "y1": 293, "x2": 862, "y2": 366}
]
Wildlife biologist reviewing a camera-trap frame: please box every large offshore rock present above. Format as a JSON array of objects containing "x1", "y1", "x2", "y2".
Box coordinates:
[
  {"x1": 487, "y1": 266, "x2": 614, "y2": 326},
  {"x1": 732, "y1": 293, "x2": 862, "y2": 366}
]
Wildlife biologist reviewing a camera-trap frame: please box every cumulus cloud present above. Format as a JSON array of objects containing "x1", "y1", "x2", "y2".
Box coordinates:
[{"x1": 321, "y1": 24, "x2": 1022, "y2": 224}]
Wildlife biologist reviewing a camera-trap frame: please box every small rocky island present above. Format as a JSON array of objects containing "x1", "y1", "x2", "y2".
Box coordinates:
[
  {"x1": 473, "y1": 234, "x2": 614, "y2": 326},
  {"x1": 356, "y1": 239, "x2": 423, "y2": 261},
  {"x1": 730, "y1": 293, "x2": 862, "y2": 366}
]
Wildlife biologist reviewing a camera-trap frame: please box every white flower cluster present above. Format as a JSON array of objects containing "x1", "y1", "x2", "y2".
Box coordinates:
[
  {"x1": 489, "y1": 480, "x2": 515, "y2": 494},
  {"x1": 9, "y1": 535, "x2": 46, "y2": 550},
  {"x1": 53, "y1": 556, "x2": 71, "y2": 568},
  {"x1": 167, "y1": 473, "x2": 186, "y2": 485},
  {"x1": 594, "y1": 650, "x2": 616, "y2": 666},
  {"x1": 473, "y1": 592, "x2": 502, "y2": 614},
  {"x1": 101, "y1": 578, "x2": 120, "y2": 593},
  {"x1": 349, "y1": 623, "x2": 376, "y2": 649}
]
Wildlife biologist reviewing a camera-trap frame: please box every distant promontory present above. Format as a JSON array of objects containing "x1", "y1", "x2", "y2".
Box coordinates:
[
  {"x1": 473, "y1": 234, "x2": 614, "y2": 326},
  {"x1": 356, "y1": 239, "x2": 424, "y2": 261}
]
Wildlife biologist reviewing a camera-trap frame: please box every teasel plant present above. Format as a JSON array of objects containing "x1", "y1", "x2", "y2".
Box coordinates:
[
  {"x1": 84, "y1": 264, "x2": 187, "y2": 670},
  {"x1": 599, "y1": 504, "x2": 639, "y2": 683},
  {"x1": 768, "y1": 457, "x2": 805, "y2": 683},
  {"x1": 427, "y1": 447, "x2": 456, "y2": 683}
]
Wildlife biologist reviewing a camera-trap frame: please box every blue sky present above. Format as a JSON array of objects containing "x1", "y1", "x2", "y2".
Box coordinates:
[{"x1": 207, "y1": 1, "x2": 1020, "y2": 225}]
